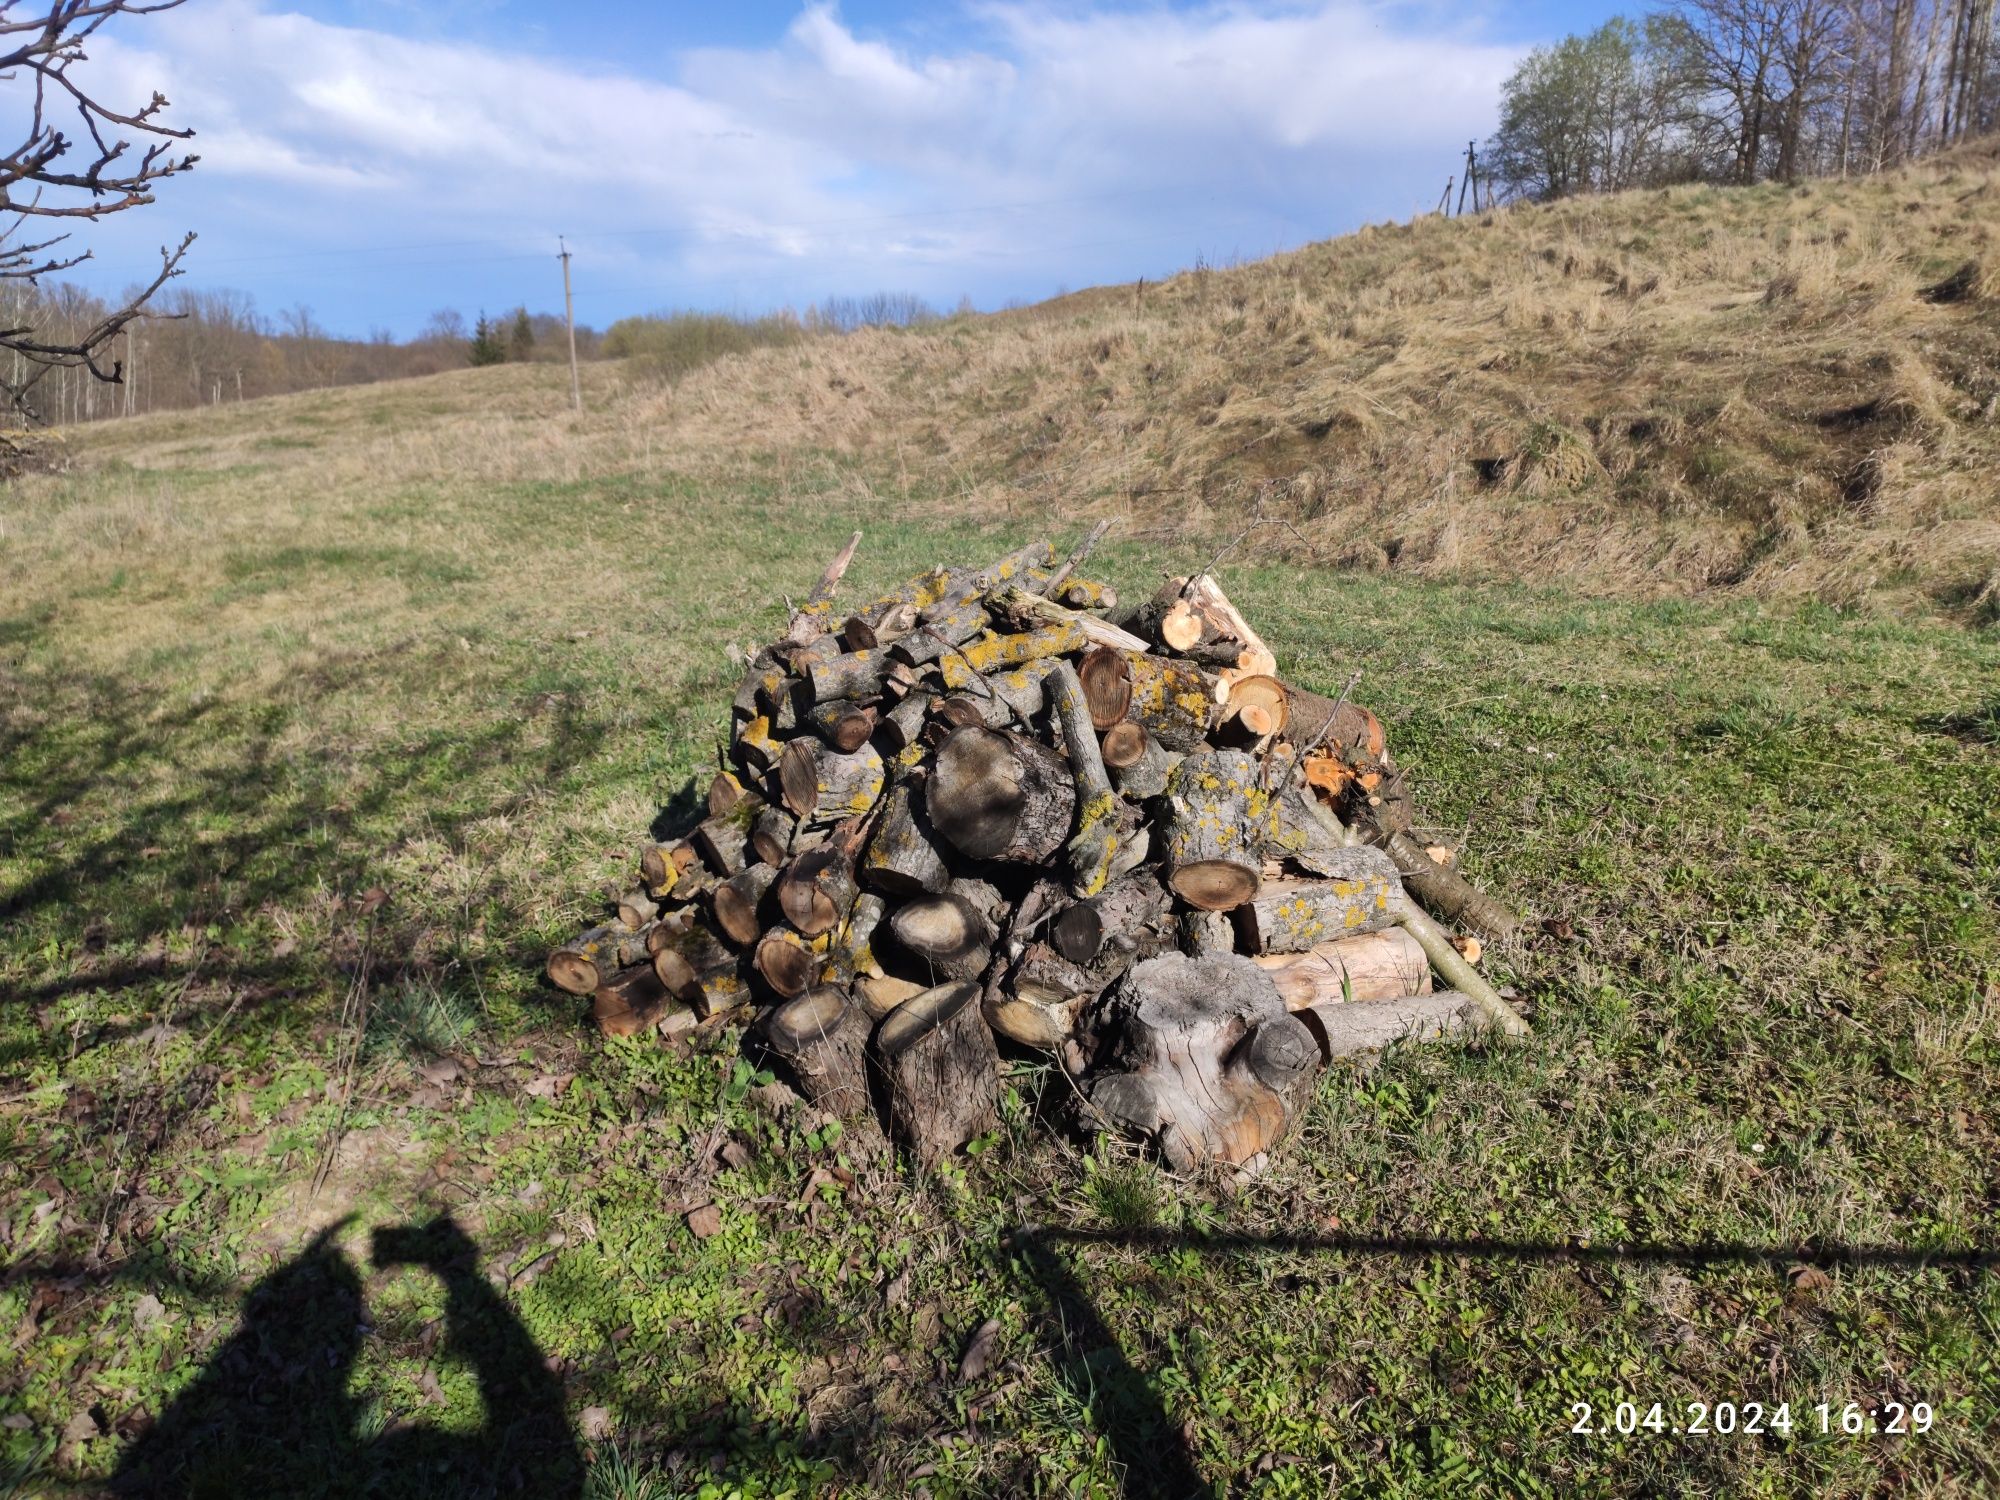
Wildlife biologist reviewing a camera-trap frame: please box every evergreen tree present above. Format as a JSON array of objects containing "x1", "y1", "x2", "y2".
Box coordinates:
[
  {"x1": 467, "y1": 313, "x2": 507, "y2": 367},
  {"x1": 509, "y1": 307, "x2": 534, "y2": 362}
]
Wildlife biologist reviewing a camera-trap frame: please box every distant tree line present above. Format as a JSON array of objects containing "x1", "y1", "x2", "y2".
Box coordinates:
[
  {"x1": 0, "y1": 283, "x2": 600, "y2": 428},
  {"x1": 1488, "y1": 0, "x2": 1999, "y2": 201},
  {"x1": 3, "y1": 283, "x2": 958, "y2": 429}
]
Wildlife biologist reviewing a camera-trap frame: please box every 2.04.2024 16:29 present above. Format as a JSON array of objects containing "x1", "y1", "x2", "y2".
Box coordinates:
[{"x1": 1569, "y1": 1401, "x2": 1934, "y2": 1437}]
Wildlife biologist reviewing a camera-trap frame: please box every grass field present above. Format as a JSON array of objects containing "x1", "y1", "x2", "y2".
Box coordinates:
[{"x1": 2, "y1": 360, "x2": 1998, "y2": 1498}]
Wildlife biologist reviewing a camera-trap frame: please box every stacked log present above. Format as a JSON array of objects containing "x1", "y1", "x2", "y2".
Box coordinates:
[{"x1": 548, "y1": 533, "x2": 1528, "y2": 1172}]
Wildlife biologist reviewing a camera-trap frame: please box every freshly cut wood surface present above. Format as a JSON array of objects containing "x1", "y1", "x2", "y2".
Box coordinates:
[
  {"x1": 1252, "y1": 926, "x2": 1431, "y2": 1007},
  {"x1": 780, "y1": 529, "x2": 863, "y2": 647},
  {"x1": 1223, "y1": 675, "x2": 1289, "y2": 740}
]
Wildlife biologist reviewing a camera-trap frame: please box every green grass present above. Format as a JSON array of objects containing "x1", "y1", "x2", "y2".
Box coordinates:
[{"x1": 1, "y1": 370, "x2": 1996, "y2": 1496}]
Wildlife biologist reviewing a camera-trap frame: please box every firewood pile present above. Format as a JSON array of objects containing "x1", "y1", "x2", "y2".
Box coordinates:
[{"x1": 547, "y1": 531, "x2": 1530, "y2": 1172}]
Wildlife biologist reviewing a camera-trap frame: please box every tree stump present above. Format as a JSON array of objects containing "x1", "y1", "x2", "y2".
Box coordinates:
[
  {"x1": 760, "y1": 987, "x2": 871, "y2": 1118},
  {"x1": 1083, "y1": 953, "x2": 1320, "y2": 1170},
  {"x1": 875, "y1": 980, "x2": 1000, "y2": 1168}
]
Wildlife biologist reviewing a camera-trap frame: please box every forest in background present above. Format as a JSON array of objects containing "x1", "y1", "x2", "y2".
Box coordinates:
[{"x1": 1490, "y1": 0, "x2": 2000, "y2": 199}]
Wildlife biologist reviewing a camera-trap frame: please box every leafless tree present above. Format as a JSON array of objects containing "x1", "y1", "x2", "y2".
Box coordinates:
[{"x1": 0, "y1": 0, "x2": 197, "y2": 422}]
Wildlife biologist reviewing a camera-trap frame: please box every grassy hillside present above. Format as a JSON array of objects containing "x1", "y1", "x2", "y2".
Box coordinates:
[
  {"x1": 647, "y1": 141, "x2": 2000, "y2": 614},
  {"x1": 0, "y1": 200, "x2": 1997, "y2": 1494}
]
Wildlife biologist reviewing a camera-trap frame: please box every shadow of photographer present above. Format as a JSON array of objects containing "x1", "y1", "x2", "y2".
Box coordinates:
[{"x1": 111, "y1": 1217, "x2": 582, "y2": 1500}]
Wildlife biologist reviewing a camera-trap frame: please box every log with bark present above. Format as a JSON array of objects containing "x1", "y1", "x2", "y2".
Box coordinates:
[
  {"x1": 1251, "y1": 926, "x2": 1432, "y2": 1007},
  {"x1": 1233, "y1": 847, "x2": 1405, "y2": 955},
  {"x1": 927, "y1": 726, "x2": 1076, "y2": 863},
  {"x1": 1160, "y1": 749, "x2": 1277, "y2": 910}
]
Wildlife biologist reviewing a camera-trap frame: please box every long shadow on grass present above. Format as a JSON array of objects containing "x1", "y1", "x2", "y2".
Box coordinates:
[
  {"x1": 0, "y1": 644, "x2": 607, "y2": 1060},
  {"x1": 111, "y1": 1216, "x2": 583, "y2": 1499},
  {"x1": 1002, "y1": 1223, "x2": 2000, "y2": 1499}
]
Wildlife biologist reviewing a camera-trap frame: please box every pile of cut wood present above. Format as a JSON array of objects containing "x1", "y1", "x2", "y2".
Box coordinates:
[{"x1": 547, "y1": 532, "x2": 1529, "y2": 1171}]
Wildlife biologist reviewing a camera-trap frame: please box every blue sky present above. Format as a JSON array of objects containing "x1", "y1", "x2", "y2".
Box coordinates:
[{"x1": 61, "y1": 1, "x2": 1623, "y2": 338}]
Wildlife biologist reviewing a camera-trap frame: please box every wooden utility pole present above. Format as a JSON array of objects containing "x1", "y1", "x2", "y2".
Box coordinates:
[
  {"x1": 1455, "y1": 141, "x2": 1480, "y2": 216},
  {"x1": 1436, "y1": 176, "x2": 1454, "y2": 216},
  {"x1": 558, "y1": 236, "x2": 582, "y2": 414}
]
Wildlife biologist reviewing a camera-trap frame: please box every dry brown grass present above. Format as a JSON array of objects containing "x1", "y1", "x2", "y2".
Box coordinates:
[
  {"x1": 19, "y1": 145, "x2": 2000, "y2": 614},
  {"x1": 619, "y1": 148, "x2": 2000, "y2": 611}
]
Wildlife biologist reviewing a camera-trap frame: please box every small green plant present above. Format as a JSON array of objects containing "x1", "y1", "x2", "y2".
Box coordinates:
[{"x1": 364, "y1": 979, "x2": 479, "y2": 1062}]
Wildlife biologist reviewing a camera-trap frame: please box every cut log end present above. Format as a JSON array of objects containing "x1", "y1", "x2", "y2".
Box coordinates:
[
  {"x1": 1169, "y1": 859, "x2": 1261, "y2": 912},
  {"x1": 754, "y1": 928, "x2": 819, "y2": 999},
  {"x1": 928, "y1": 725, "x2": 1076, "y2": 863},
  {"x1": 1099, "y1": 720, "x2": 1147, "y2": 769}
]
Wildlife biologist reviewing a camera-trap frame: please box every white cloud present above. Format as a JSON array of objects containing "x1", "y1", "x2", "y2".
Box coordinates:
[{"x1": 62, "y1": 2, "x2": 1525, "y2": 331}]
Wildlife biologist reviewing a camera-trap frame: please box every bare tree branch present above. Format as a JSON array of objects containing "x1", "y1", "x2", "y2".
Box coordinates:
[{"x1": 0, "y1": 0, "x2": 196, "y2": 419}]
